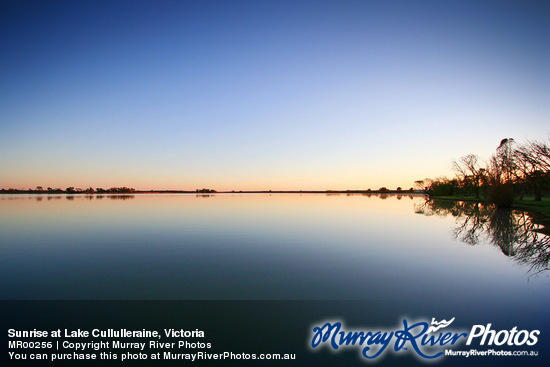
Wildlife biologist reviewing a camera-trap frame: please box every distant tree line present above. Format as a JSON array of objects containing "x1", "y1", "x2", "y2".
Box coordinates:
[
  {"x1": 195, "y1": 188, "x2": 216, "y2": 193},
  {"x1": 416, "y1": 138, "x2": 550, "y2": 207}
]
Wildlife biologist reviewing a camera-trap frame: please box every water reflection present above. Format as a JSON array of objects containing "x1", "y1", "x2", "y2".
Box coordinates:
[
  {"x1": 68, "y1": 194, "x2": 135, "y2": 200},
  {"x1": 0, "y1": 194, "x2": 135, "y2": 201},
  {"x1": 106, "y1": 195, "x2": 135, "y2": 200},
  {"x1": 415, "y1": 199, "x2": 550, "y2": 277},
  {"x1": 1, "y1": 193, "x2": 548, "y2": 304}
]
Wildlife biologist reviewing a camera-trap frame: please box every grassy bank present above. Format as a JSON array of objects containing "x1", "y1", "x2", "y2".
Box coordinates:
[{"x1": 513, "y1": 198, "x2": 550, "y2": 226}]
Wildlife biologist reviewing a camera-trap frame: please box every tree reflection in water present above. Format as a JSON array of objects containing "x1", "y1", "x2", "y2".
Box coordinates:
[{"x1": 415, "y1": 199, "x2": 550, "y2": 278}]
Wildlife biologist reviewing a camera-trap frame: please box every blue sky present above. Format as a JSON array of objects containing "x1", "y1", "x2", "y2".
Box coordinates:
[{"x1": 1, "y1": 0, "x2": 549, "y2": 190}]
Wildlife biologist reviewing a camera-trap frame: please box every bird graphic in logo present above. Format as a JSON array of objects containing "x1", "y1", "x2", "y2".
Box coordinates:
[{"x1": 427, "y1": 318, "x2": 456, "y2": 333}]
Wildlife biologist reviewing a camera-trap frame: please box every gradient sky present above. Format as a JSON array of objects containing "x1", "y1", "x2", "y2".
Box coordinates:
[{"x1": 1, "y1": 0, "x2": 549, "y2": 191}]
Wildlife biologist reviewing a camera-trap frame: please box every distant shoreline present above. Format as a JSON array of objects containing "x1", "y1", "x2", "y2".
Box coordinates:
[{"x1": 0, "y1": 189, "x2": 423, "y2": 195}]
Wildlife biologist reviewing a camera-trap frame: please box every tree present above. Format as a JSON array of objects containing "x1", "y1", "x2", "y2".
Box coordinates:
[
  {"x1": 427, "y1": 177, "x2": 458, "y2": 196},
  {"x1": 514, "y1": 139, "x2": 550, "y2": 201},
  {"x1": 414, "y1": 180, "x2": 426, "y2": 191},
  {"x1": 485, "y1": 139, "x2": 516, "y2": 207},
  {"x1": 422, "y1": 137, "x2": 549, "y2": 205},
  {"x1": 453, "y1": 154, "x2": 485, "y2": 198}
]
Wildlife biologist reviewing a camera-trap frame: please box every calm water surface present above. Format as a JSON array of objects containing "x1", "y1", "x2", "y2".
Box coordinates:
[{"x1": 1, "y1": 194, "x2": 548, "y2": 320}]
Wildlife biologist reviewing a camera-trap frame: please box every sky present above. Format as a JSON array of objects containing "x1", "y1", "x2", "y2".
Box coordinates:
[{"x1": 1, "y1": 0, "x2": 549, "y2": 191}]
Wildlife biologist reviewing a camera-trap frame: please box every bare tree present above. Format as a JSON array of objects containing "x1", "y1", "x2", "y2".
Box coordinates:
[
  {"x1": 485, "y1": 138, "x2": 516, "y2": 207},
  {"x1": 514, "y1": 139, "x2": 550, "y2": 201},
  {"x1": 453, "y1": 154, "x2": 485, "y2": 198}
]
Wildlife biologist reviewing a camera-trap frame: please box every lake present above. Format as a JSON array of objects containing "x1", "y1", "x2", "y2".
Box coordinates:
[
  {"x1": 1, "y1": 193, "x2": 549, "y2": 365},
  {"x1": 1, "y1": 193, "x2": 548, "y2": 301}
]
